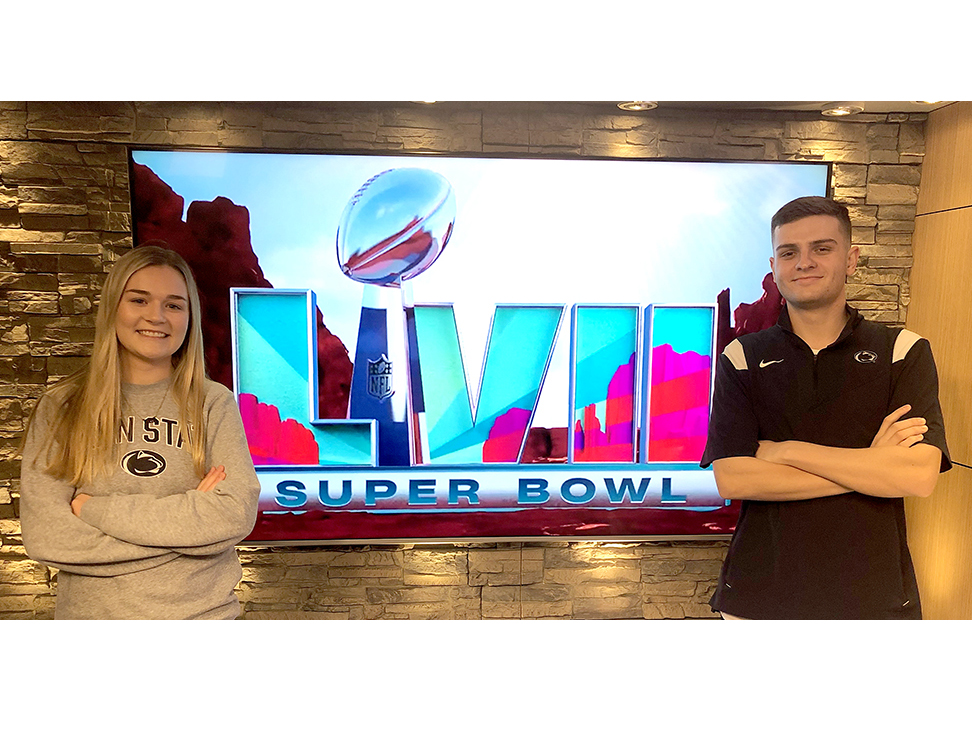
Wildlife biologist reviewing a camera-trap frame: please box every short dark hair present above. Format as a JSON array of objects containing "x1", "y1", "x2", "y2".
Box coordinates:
[{"x1": 771, "y1": 196, "x2": 852, "y2": 243}]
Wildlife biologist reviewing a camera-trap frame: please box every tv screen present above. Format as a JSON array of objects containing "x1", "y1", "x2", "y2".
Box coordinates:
[{"x1": 129, "y1": 149, "x2": 830, "y2": 543}]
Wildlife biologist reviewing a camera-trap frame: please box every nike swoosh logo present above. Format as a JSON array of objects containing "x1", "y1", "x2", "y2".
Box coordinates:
[{"x1": 759, "y1": 359, "x2": 784, "y2": 368}]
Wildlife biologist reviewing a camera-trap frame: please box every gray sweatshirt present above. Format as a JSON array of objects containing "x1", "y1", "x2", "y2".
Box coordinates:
[{"x1": 20, "y1": 378, "x2": 261, "y2": 619}]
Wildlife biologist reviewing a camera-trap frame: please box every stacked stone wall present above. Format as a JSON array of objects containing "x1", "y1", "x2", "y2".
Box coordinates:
[{"x1": 0, "y1": 101, "x2": 926, "y2": 618}]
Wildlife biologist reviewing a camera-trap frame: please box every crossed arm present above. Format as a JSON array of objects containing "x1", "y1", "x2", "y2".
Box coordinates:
[
  {"x1": 713, "y1": 405, "x2": 943, "y2": 501},
  {"x1": 69, "y1": 467, "x2": 242, "y2": 557},
  {"x1": 70, "y1": 459, "x2": 258, "y2": 557},
  {"x1": 71, "y1": 465, "x2": 226, "y2": 515}
]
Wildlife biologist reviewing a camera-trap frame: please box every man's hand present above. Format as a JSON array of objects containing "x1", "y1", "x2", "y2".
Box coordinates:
[
  {"x1": 756, "y1": 439, "x2": 786, "y2": 464},
  {"x1": 870, "y1": 404, "x2": 927, "y2": 448},
  {"x1": 196, "y1": 465, "x2": 226, "y2": 492}
]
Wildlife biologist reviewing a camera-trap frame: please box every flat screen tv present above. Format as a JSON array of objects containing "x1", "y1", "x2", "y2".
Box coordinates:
[{"x1": 129, "y1": 148, "x2": 830, "y2": 543}]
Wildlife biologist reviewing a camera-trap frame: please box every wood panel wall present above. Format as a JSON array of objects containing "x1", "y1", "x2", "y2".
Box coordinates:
[
  {"x1": 915, "y1": 102, "x2": 972, "y2": 216},
  {"x1": 905, "y1": 101, "x2": 972, "y2": 620}
]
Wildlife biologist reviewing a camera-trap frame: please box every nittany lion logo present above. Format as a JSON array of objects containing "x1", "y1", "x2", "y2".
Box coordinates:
[
  {"x1": 121, "y1": 449, "x2": 166, "y2": 477},
  {"x1": 854, "y1": 350, "x2": 878, "y2": 364}
]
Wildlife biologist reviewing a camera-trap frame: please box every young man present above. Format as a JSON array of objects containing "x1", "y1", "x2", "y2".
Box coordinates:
[{"x1": 701, "y1": 196, "x2": 951, "y2": 620}]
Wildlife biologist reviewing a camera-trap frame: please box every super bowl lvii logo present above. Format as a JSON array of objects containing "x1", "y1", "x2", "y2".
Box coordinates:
[{"x1": 230, "y1": 168, "x2": 724, "y2": 514}]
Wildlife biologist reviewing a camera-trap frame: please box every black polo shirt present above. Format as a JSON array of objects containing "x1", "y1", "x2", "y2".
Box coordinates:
[{"x1": 701, "y1": 305, "x2": 950, "y2": 619}]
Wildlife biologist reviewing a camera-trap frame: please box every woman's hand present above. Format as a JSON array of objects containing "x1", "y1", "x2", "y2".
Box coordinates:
[
  {"x1": 871, "y1": 404, "x2": 927, "y2": 448},
  {"x1": 71, "y1": 493, "x2": 92, "y2": 517},
  {"x1": 196, "y1": 465, "x2": 226, "y2": 492}
]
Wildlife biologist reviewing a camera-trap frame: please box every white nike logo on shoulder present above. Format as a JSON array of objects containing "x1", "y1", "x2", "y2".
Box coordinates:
[{"x1": 759, "y1": 359, "x2": 784, "y2": 368}]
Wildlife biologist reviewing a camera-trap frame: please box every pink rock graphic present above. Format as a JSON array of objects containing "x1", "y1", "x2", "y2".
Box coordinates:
[
  {"x1": 238, "y1": 393, "x2": 319, "y2": 465},
  {"x1": 483, "y1": 407, "x2": 532, "y2": 462},
  {"x1": 573, "y1": 353, "x2": 636, "y2": 461},
  {"x1": 650, "y1": 344, "x2": 711, "y2": 387}
]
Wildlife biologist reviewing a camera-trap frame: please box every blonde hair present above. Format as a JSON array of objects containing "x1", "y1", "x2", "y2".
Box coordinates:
[{"x1": 30, "y1": 245, "x2": 209, "y2": 486}]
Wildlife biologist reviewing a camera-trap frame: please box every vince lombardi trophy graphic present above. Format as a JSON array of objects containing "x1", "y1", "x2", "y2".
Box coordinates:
[{"x1": 337, "y1": 168, "x2": 456, "y2": 466}]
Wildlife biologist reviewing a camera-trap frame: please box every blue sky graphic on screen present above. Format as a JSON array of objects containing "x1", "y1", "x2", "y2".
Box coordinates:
[{"x1": 131, "y1": 149, "x2": 828, "y2": 538}]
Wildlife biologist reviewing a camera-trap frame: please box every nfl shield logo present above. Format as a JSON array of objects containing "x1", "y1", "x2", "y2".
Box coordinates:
[{"x1": 367, "y1": 354, "x2": 394, "y2": 401}]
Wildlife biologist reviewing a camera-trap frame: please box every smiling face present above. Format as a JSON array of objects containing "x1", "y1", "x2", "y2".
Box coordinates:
[
  {"x1": 770, "y1": 214, "x2": 860, "y2": 312},
  {"x1": 114, "y1": 265, "x2": 190, "y2": 383}
]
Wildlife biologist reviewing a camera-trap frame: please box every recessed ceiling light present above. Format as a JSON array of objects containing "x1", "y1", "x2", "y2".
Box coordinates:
[
  {"x1": 821, "y1": 102, "x2": 865, "y2": 117},
  {"x1": 617, "y1": 101, "x2": 658, "y2": 112}
]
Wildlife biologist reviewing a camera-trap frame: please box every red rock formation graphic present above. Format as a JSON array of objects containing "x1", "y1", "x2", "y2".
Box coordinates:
[
  {"x1": 716, "y1": 288, "x2": 733, "y2": 359},
  {"x1": 487, "y1": 414, "x2": 573, "y2": 464},
  {"x1": 733, "y1": 272, "x2": 784, "y2": 338},
  {"x1": 238, "y1": 393, "x2": 319, "y2": 465},
  {"x1": 716, "y1": 274, "x2": 784, "y2": 358},
  {"x1": 131, "y1": 162, "x2": 353, "y2": 418},
  {"x1": 521, "y1": 427, "x2": 569, "y2": 464}
]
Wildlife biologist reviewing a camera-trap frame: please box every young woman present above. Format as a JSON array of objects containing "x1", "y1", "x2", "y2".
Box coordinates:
[{"x1": 20, "y1": 245, "x2": 261, "y2": 619}]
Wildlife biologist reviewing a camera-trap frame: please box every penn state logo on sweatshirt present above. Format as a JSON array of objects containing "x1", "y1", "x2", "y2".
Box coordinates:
[
  {"x1": 121, "y1": 449, "x2": 166, "y2": 477},
  {"x1": 117, "y1": 415, "x2": 193, "y2": 477}
]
